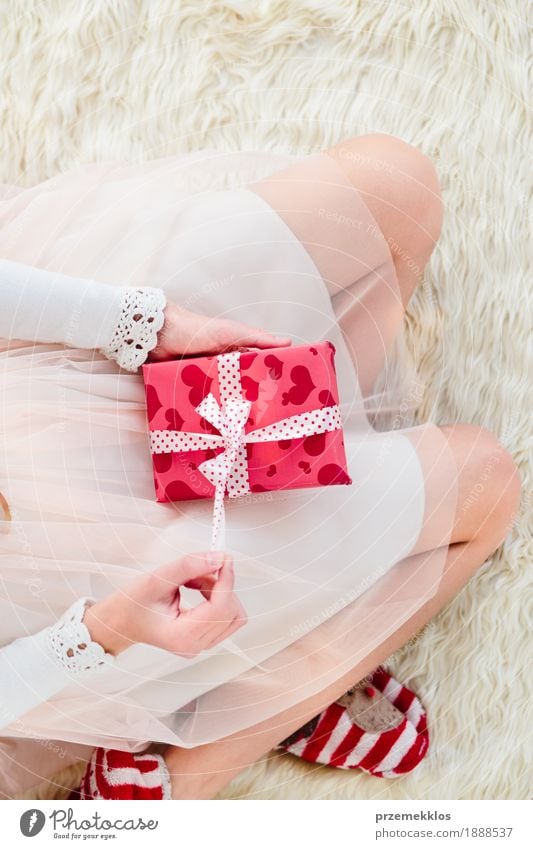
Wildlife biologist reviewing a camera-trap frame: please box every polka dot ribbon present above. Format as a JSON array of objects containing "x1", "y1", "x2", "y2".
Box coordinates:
[{"x1": 149, "y1": 351, "x2": 342, "y2": 549}]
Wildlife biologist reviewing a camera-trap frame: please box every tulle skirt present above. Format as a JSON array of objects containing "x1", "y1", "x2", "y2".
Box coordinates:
[{"x1": 0, "y1": 149, "x2": 457, "y2": 795}]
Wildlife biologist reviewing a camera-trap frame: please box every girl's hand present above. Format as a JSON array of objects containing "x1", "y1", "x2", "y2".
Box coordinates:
[
  {"x1": 148, "y1": 302, "x2": 291, "y2": 360},
  {"x1": 83, "y1": 552, "x2": 247, "y2": 657}
]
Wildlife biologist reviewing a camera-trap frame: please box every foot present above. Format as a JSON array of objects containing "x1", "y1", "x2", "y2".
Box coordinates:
[
  {"x1": 276, "y1": 667, "x2": 429, "y2": 778},
  {"x1": 78, "y1": 748, "x2": 172, "y2": 800}
]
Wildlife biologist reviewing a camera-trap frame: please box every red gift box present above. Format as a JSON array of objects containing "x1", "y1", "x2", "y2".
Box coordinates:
[{"x1": 142, "y1": 341, "x2": 351, "y2": 546}]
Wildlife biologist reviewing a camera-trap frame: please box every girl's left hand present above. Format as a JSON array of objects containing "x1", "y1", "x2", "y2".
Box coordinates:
[
  {"x1": 148, "y1": 301, "x2": 291, "y2": 360},
  {"x1": 83, "y1": 552, "x2": 247, "y2": 657}
]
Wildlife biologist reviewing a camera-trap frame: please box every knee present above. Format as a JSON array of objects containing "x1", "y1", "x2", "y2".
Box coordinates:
[
  {"x1": 480, "y1": 428, "x2": 520, "y2": 525},
  {"x1": 366, "y1": 133, "x2": 442, "y2": 249},
  {"x1": 446, "y1": 424, "x2": 521, "y2": 542},
  {"x1": 330, "y1": 133, "x2": 443, "y2": 257}
]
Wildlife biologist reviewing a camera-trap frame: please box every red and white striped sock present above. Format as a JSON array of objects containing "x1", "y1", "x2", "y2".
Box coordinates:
[
  {"x1": 79, "y1": 748, "x2": 172, "y2": 800},
  {"x1": 276, "y1": 667, "x2": 429, "y2": 778}
]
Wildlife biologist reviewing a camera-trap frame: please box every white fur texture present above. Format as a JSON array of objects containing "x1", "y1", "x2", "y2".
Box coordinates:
[{"x1": 3, "y1": 1, "x2": 530, "y2": 801}]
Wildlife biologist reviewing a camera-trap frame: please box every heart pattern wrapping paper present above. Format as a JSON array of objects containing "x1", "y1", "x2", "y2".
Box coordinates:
[{"x1": 142, "y1": 340, "x2": 352, "y2": 506}]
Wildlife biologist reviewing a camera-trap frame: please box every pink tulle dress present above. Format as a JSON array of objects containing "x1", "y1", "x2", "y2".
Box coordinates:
[{"x1": 0, "y1": 150, "x2": 457, "y2": 795}]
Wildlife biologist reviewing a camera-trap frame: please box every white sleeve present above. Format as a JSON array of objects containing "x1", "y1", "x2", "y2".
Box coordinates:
[
  {"x1": 0, "y1": 598, "x2": 115, "y2": 729},
  {"x1": 0, "y1": 257, "x2": 166, "y2": 371}
]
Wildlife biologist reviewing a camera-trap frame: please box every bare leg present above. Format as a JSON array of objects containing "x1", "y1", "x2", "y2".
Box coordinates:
[
  {"x1": 327, "y1": 134, "x2": 443, "y2": 306},
  {"x1": 250, "y1": 134, "x2": 442, "y2": 388},
  {"x1": 163, "y1": 424, "x2": 519, "y2": 798}
]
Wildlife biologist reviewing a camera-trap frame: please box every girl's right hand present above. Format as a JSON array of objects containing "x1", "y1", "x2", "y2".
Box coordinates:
[{"x1": 83, "y1": 552, "x2": 247, "y2": 658}]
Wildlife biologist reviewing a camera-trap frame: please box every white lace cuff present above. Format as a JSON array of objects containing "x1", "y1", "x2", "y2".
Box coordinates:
[
  {"x1": 101, "y1": 287, "x2": 167, "y2": 371},
  {"x1": 47, "y1": 598, "x2": 116, "y2": 675}
]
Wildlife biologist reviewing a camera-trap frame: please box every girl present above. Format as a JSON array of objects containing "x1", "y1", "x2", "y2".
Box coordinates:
[{"x1": 0, "y1": 135, "x2": 519, "y2": 799}]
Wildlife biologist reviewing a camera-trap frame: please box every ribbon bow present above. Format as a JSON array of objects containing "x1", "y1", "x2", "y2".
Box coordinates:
[{"x1": 194, "y1": 392, "x2": 252, "y2": 548}]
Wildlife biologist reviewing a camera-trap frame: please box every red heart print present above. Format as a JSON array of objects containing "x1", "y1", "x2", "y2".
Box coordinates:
[
  {"x1": 318, "y1": 463, "x2": 351, "y2": 486},
  {"x1": 146, "y1": 384, "x2": 162, "y2": 421},
  {"x1": 165, "y1": 408, "x2": 185, "y2": 431},
  {"x1": 303, "y1": 433, "x2": 326, "y2": 456},
  {"x1": 264, "y1": 354, "x2": 284, "y2": 380},
  {"x1": 164, "y1": 479, "x2": 202, "y2": 501},
  {"x1": 318, "y1": 389, "x2": 336, "y2": 406},
  {"x1": 281, "y1": 365, "x2": 316, "y2": 406},
  {"x1": 153, "y1": 452, "x2": 173, "y2": 474},
  {"x1": 181, "y1": 364, "x2": 213, "y2": 407},
  {"x1": 241, "y1": 375, "x2": 260, "y2": 402}
]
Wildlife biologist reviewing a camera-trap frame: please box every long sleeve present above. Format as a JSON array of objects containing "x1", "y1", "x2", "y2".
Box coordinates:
[
  {"x1": 0, "y1": 256, "x2": 124, "y2": 349},
  {"x1": 0, "y1": 598, "x2": 115, "y2": 729},
  {"x1": 0, "y1": 257, "x2": 166, "y2": 370}
]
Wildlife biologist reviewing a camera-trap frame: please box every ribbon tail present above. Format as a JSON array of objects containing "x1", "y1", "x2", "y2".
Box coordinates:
[{"x1": 210, "y1": 480, "x2": 227, "y2": 551}]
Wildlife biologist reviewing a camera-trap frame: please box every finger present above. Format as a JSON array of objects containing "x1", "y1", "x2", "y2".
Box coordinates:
[
  {"x1": 161, "y1": 597, "x2": 247, "y2": 655},
  {"x1": 223, "y1": 321, "x2": 292, "y2": 350},
  {"x1": 174, "y1": 587, "x2": 242, "y2": 645},
  {"x1": 208, "y1": 603, "x2": 248, "y2": 645},
  {"x1": 178, "y1": 593, "x2": 237, "y2": 629},
  {"x1": 165, "y1": 606, "x2": 232, "y2": 654},
  {"x1": 218, "y1": 614, "x2": 247, "y2": 643},
  {"x1": 189, "y1": 608, "x2": 244, "y2": 650},
  {"x1": 236, "y1": 330, "x2": 292, "y2": 350},
  {"x1": 192, "y1": 566, "x2": 244, "y2": 638},
  {"x1": 151, "y1": 559, "x2": 239, "y2": 650},
  {"x1": 200, "y1": 595, "x2": 248, "y2": 647},
  {"x1": 209, "y1": 560, "x2": 236, "y2": 607},
  {"x1": 152, "y1": 551, "x2": 228, "y2": 591},
  {"x1": 183, "y1": 572, "x2": 218, "y2": 599},
  {"x1": 205, "y1": 318, "x2": 291, "y2": 352}
]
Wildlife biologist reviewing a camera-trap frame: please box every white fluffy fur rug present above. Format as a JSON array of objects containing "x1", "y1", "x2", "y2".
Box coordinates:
[{"x1": 2, "y1": 1, "x2": 530, "y2": 800}]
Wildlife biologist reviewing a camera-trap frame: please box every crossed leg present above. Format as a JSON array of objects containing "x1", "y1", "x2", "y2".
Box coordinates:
[{"x1": 163, "y1": 135, "x2": 520, "y2": 798}]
